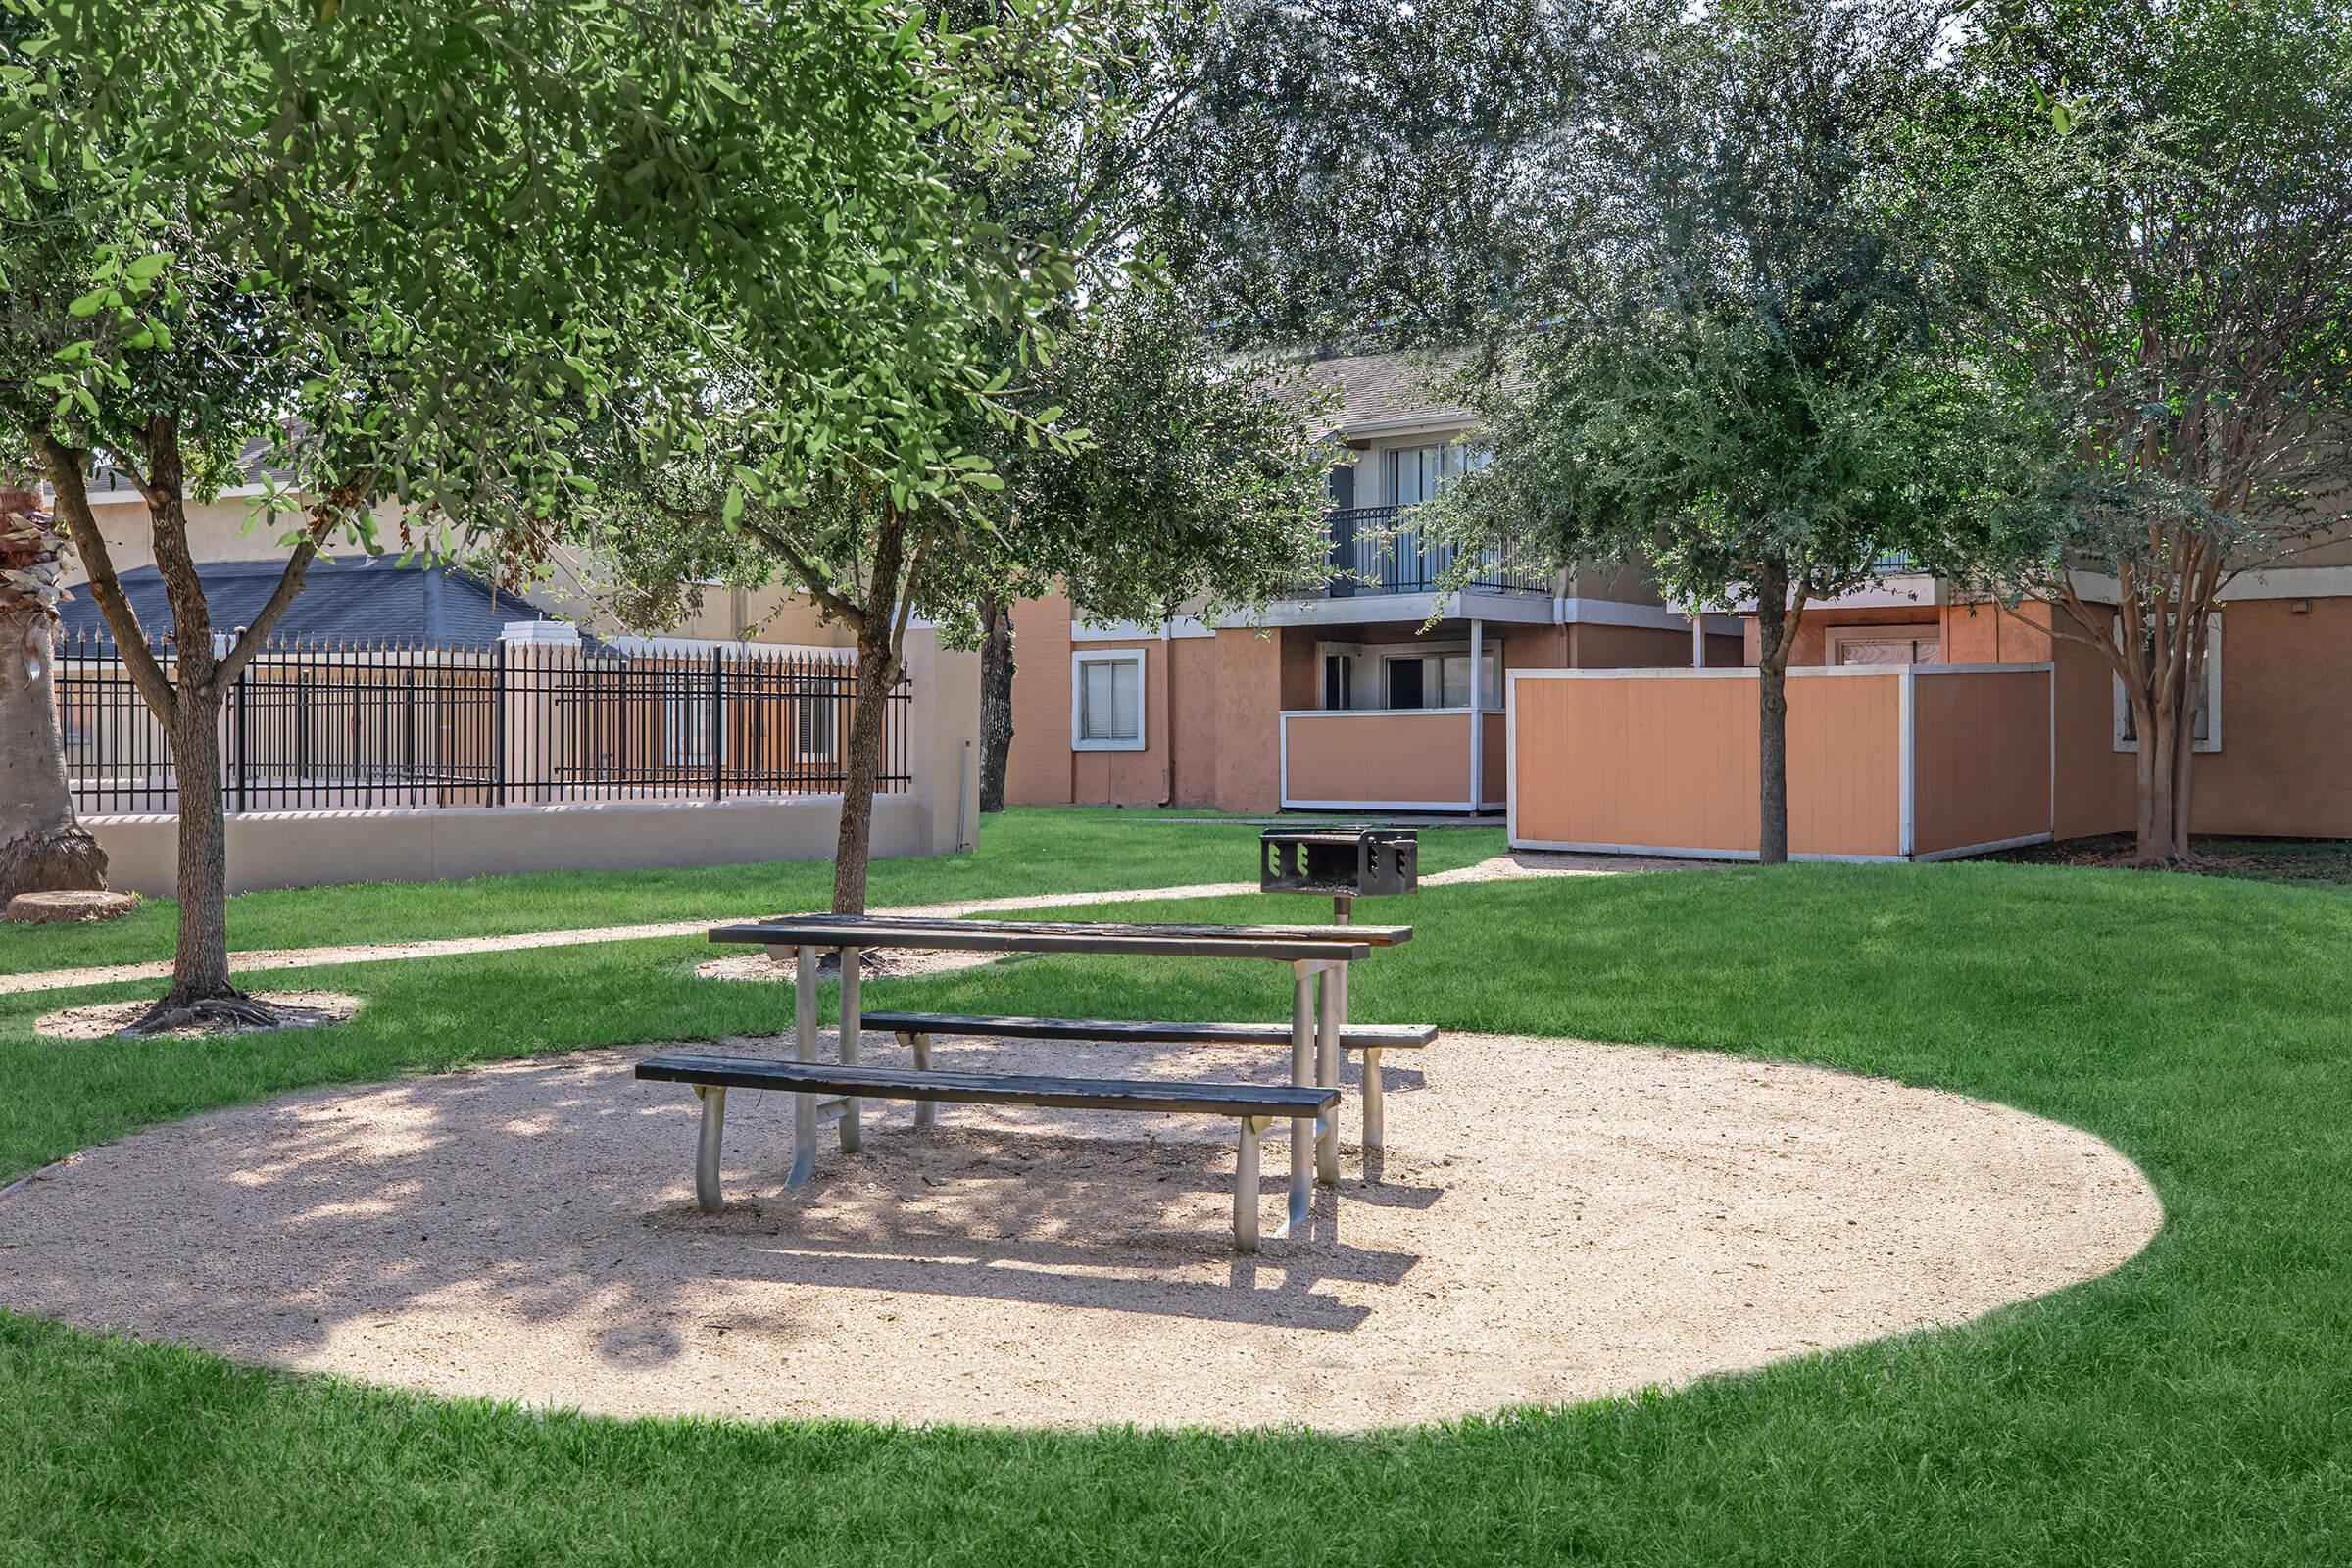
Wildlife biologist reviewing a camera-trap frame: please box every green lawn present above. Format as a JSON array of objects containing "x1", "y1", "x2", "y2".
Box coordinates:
[
  {"x1": 4, "y1": 860, "x2": 2350, "y2": 1564},
  {"x1": 0, "y1": 808, "x2": 1507, "y2": 977}
]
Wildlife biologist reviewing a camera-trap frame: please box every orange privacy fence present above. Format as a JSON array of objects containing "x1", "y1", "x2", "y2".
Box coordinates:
[{"x1": 1506, "y1": 665, "x2": 2053, "y2": 861}]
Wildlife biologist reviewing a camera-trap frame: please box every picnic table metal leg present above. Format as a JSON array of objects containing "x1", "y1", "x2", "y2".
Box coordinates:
[
  {"x1": 693, "y1": 1085, "x2": 727, "y2": 1212},
  {"x1": 838, "y1": 946, "x2": 864, "y2": 1153},
  {"x1": 1315, "y1": 962, "x2": 1342, "y2": 1186},
  {"x1": 1234, "y1": 1115, "x2": 1267, "y2": 1251},
  {"x1": 1360, "y1": 1046, "x2": 1385, "y2": 1152},
  {"x1": 787, "y1": 944, "x2": 818, "y2": 1186},
  {"x1": 1283, "y1": 960, "x2": 1313, "y2": 1236},
  {"x1": 902, "y1": 1031, "x2": 937, "y2": 1128}
]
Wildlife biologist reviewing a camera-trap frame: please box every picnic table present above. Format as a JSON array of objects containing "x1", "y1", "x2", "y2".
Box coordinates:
[{"x1": 652, "y1": 912, "x2": 1414, "y2": 1248}]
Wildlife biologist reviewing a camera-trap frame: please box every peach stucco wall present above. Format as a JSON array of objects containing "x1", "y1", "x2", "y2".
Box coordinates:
[
  {"x1": 1282, "y1": 710, "x2": 1476, "y2": 807},
  {"x1": 1004, "y1": 592, "x2": 1079, "y2": 808},
  {"x1": 2053, "y1": 597, "x2": 2352, "y2": 841},
  {"x1": 1509, "y1": 671, "x2": 1907, "y2": 858},
  {"x1": 1214, "y1": 627, "x2": 1286, "y2": 812},
  {"x1": 1910, "y1": 668, "x2": 2053, "y2": 856}
]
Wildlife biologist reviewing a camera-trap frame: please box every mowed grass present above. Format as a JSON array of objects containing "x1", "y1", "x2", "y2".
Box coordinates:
[
  {"x1": 4, "y1": 862, "x2": 2352, "y2": 1565},
  {"x1": 0, "y1": 808, "x2": 1507, "y2": 976}
]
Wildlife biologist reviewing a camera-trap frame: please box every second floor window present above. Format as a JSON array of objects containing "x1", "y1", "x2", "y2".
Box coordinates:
[{"x1": 1386, "y1": 443, "x2": 1488, "y2": 507}]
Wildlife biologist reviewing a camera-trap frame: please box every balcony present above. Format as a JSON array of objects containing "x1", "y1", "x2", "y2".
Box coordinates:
[
  {"x1": 1280, "y1": 707, "x2": 1508, "y2": 811},
  {"x1": 1290, "y1": 506, "x2": 1552, "y2": 598}
]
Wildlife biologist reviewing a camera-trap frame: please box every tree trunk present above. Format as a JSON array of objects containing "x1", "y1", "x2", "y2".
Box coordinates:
[
  {"x1": 1753, "y1": 561, "x2": 1796, "y2": 866},
  {"x1": 830, "y1": 507, "x2": 911, "y2": 916},
  {"x1": 0, "y1": 488, "x2": 108, "y2": 901},
  {"x1": 978, "y1": 595, "x2": 1014, "y2": 814},
  {"x1": 831, "y1": 612, "x2": 901, "y2": 915},
  {"x1": 44, "y1": 423, "x2": 284, "y2": 1031},
  {"x1": 2132, "y1": 669, "x2": 2197, "y2": 865},
  {"x1": 158, "y1": 682, "x2": 246, "y2": 1010}
]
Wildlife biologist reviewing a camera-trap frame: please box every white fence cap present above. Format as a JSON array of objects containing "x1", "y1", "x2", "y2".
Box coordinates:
[{"x1": 500, "y1": 619, "x2": 581, "y2": 645}]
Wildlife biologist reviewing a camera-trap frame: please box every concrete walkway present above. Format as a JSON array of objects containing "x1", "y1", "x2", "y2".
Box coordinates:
[{"x1": 0, "y1": 852, "x2": 1707, "y2": 999}]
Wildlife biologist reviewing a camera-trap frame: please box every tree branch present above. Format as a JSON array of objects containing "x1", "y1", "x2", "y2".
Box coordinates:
[
  {"x1": 37, "y1": 436, "x2": 177, "y2": 724},
  {"x1": 733, "y1": 512, "x2": 866, "y2": 630}
]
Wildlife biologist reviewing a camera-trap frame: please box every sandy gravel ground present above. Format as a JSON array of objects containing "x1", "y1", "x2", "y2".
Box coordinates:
[
  {"x1": 694, "y1": 950, "x2": 1004, "y2": 984},
  {"x1": 0, "y1": 853, "x2": 1699, "y2": 998},
  {"x1": 0, "y1": 1030, "x2": 2157, "y2": 1430}
]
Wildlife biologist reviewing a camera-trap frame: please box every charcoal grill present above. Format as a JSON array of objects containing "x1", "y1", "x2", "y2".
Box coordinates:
[{"x1": 1260, "y1": 826, "x2": 1418, "y2": 919}]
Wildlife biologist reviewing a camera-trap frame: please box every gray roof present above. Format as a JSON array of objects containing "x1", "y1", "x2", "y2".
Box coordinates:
[
  {"x1": 1300, "y1": 349, "x2": 1479, "y2": 438},
  {"x1": 56, "y1": 554, "x2": 549, "y2": 649}
]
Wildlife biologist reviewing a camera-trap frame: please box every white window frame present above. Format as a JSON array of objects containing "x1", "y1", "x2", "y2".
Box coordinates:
[
  {"x1": 2113, "y1": 612, "x2": 2222, "y2": 754},
  {"x1": 662, "y1": 666, "x2": 720, "y2": 769},
  {"x1": 1825, "y1": 624, "x2": 1942, "y2": 666},
  {"x1": 1370, "y1": 640, "x2": 1502, "y2": 711},
  {"x1": 1071, "y1": 647, "x2": 1148, "y2": 752},
  {"x1": 795, "y1": 686, "x2": 839, "y2": 762}
]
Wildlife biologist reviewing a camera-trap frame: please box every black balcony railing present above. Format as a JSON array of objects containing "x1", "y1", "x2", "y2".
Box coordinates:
[{"x1": 1291, "y1": 505, "x2": 1552, "y2": 598}]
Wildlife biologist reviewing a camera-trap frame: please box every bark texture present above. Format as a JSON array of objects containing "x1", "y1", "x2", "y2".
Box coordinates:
[
  {"x1": 977, "y1": 595, "x2": 1014, "y2": 814},
  {"x1": 828, "y1": 506, "x2": 910, "y2": 915},
  {"x1": 2053, "y1": 557, "x2": 2216, "y2": 866},
  {"x1": 39, "y1": 424, "x2": 333, "y2": 1032},
  {"x1": 0, "y1": 486, "x2": 109, "y2": 901},
  {"x1": 1752, "y1": 559, "x2": 1797, "y2": 866}
]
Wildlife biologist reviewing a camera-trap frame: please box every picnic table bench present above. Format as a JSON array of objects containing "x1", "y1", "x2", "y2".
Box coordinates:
[
  {"x1": 634, "y1": 912, "x2": 1421, "y2": 1250},
  {"x1": 855, "y1": 1012, "x2": 1439, "y2": 1148},
  {"x1": 637, "y1": 1055, "x2": 1338, "y2": 1251}
]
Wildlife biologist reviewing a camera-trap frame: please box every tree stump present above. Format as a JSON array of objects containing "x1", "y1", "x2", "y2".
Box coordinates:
[{"x1": 6, "y1": 889, "x2": 140, "y2": 924}]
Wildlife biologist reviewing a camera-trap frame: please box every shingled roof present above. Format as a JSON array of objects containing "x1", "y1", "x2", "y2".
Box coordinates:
[
  {"x1": 1298, "y1": 348, "x2": 1479, "y2": 438},
  {"x1": 56, "y1": 555, "x2": 551, "y2": 649}
]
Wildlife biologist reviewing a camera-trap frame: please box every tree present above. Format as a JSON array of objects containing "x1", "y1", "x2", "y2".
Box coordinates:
[
  {"x1": 0, "y1": 476, "x2": 106, "y2": 899},
  {"x1": 1931, "y1": 0, "x2": 2352, "y2": 863},
  {"x1": 579, "y1": 3, "x2": 1331, "y2": 902},
  {"x1": 973, "y1": 293, "x2": 1337, "y2": 810},
  {"x1": 1432, "y1": 0, "x2": 2023, "y2": 863},
  {"x1": 2, "y1": 0, "x2": 993, "y2": 1024}
]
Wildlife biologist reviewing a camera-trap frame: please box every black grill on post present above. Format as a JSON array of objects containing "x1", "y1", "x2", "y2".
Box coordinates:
[{"x1": 1260, "y1": 827, "x2": 1418, "y2": 922}]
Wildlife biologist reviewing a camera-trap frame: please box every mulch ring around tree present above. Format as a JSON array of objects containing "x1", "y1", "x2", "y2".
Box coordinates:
[
  {"x1": 1992, "y1": 833, "x2": 2352, "y2": 886},
  {"x1": 35, "y1": 990, "x2": 364, "y2": 1042}
]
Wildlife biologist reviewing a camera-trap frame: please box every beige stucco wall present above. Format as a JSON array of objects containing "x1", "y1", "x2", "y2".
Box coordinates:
[
  {"x1": 88, "y1": 794, "x2": 935, "y2": 899},
  {"x1": 64, "y1": 494, "x2": 409, "y2": 586}
]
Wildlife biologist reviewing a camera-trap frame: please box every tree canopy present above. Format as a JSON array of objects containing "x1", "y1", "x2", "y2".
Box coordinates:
[
  {"x1": 1428, "y1": 0, "x2": 2029, "y2": 860},
  {"x1": 0, "y1": 0, "x2": 1067, "y2": 1016},
  {"x1": 1923, "y1": 0, "x2": 2352, "y2": 859}
]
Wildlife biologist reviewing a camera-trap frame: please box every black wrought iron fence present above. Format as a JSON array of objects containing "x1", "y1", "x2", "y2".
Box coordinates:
[{"x1": 53, "y1": 631, "x2": 911, "y2": 816}]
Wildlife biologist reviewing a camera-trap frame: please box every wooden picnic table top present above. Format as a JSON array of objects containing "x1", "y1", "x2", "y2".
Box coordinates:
[
  {"x1": 746, "y1": 912, "x2": 1411, "y2": 945},
  {"x1": 708, "y1": 912, "x2": 1396, "y2": 963}
]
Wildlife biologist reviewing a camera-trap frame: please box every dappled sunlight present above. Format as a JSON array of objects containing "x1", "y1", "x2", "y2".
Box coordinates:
[{"x1": 0, "y1": 1029, "x2": 2158, "y2": 1430}]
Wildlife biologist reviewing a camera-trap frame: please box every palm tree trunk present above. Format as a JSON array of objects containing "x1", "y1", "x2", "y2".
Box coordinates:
[{"x1": 0, "y1": 487, "x2": 108, "y2": 901}]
